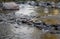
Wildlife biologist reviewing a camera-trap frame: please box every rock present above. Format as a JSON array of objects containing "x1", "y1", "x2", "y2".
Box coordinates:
[
  {"x1": 33, "y1": 21, "x2": 43, "y2": 29},
  {"x1": 0, "y1": 19, "x2": 3, "y2": 22},
  {"x1": 27, "y1": 1, "x2": 39, "y2": 6},
  {"x1": 15, "y1": 26, "x2": 18, "y2": 28},
  {"x1": 50, "y1": 24, "x2": 59, "y2": 30},
  {"x1": 2, "y1": 2, "x2": 19, "y2": 10},
  {"x1": 16, "y1": 20, "x2": 21, "y2": 25}
]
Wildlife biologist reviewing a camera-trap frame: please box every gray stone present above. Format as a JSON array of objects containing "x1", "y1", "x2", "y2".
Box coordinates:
[{"x1": 2, "y1": 2, "x2": 19, "y2": 10}]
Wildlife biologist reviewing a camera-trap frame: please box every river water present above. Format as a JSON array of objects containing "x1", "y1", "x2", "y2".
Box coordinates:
[{"x1": 0, "y1": 4, "x2": 60, "y2": 39}]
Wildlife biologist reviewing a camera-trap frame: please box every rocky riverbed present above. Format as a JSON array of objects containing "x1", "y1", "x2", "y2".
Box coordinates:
[
  {"x1": 0, "y1": 3, "x2": 60, "y2": 39},
  {"x1": 0, "y1": 4, "x2": 42, "y2": 39},
  {"x1": 0, "y1": 11, "x2": 42, "y2": 39}
]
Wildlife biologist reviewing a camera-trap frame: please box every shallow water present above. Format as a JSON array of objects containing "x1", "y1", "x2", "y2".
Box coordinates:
[{"x1": 0, "y1": 4, "x2": 60, "y2": 39}]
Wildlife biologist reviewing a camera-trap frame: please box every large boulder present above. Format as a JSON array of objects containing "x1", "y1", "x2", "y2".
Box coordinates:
[{"x1": 2, "y1": 2, "x2": 19, "y2": 10}]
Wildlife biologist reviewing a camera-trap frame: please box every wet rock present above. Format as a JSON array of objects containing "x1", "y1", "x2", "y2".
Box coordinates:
[
  {"x1": 33, "y1": 21, "x2": 52, "y2": 30},
  {"x1": 51, "y1": 24, "x2": 60, "y2": 30},
  {"x1": 34, "y1": 23, "x2": 41, "y2": 26},
  {"x1": 21, "y1": 21, "x2": 27, "y2": 24},
  {"x1": 33, "y1": 21, "x2": 42, "y2": 26},
  {"x1": 0, "y1": 19, "x2": 3, "y2": 22},
  {"x1": 15, "y1": 26, "x2": 19, "y2": 28},
  {"x1": 35, "y1": 26, "x2": 42, "y2": 30},
  {"x1": 33, "y1": 21, "x2": 43, "y2": 29},
  {"x1": 43, "y1": 22, "x2": 48, "y2": 26},
  {"x1": 3, "y1": 2, "x2": 19, "y2": 10},
  {"x1": 27, "y1": 1, "x2": 39, "y2": 6},
  {"x1": 50, "y1": 24, "x2": 59, "y2": 30},
  {"x1": 16, "y1": 20, "x2": 21, "y2": 25}
]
